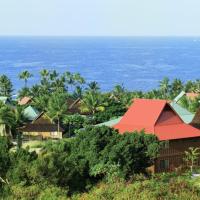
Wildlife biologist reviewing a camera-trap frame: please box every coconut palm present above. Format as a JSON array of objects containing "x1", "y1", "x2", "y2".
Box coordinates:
[
  {"x1": 73, "y1": 86, "x2": 84, "y2": 99},
  {"x1": 159, "y1": 77, "x2": 170, "y2": 99},
  {"x1": 171, "y1": 78, "x2": 184, "y2": 97},
  {"x1": 73, "y1": 73, "x2": 85, "y2": 85},
  {"x1": 0, "y1": 75, "x2": 13, "y2": 97},
  {"x1": 49, "y1": 70, "x2": 59, "y2": 81},
  {"x1": 19, "y1": 70, "x2": 33, "y2": 88},
  {"x1": 185, "y1": 80, "x2": 196, "y2": 92},
  {"x1": 80, "y1": 91, "x2": 105, "y2": 115},
  {"x1": 87, "y1": 81, "x2": 100, "y2": 92},
  {"x1": 47, "y1": 92, "x2": 68, "y2": 132},
  {"x1": 111, "y1": 84, "x2": 126, "y2": 102},
  {"x1": 65, "y1": 71, "x2": 75, "y2": 91},
  {"x1": 40, "y1": 69, "x2": 49, "y2": 80}
]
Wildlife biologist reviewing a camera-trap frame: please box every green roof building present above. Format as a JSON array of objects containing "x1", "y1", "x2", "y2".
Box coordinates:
[
  {"x1": 170, "y1": 102, "x2": 194, "y2": 124},
  {"x1": 0, "y1": 96, "x2": 10, "y2": 104},
  {"x1": 23, "y1": 106, "x2": 40, "y2": 121},
  {"x1": 95, "y1": 117, "x2": 122, "y2": 127}
]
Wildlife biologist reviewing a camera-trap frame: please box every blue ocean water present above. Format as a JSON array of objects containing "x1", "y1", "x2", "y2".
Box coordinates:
[{"x1": 1, "y1": 36, "x2": 200, "y2": 92}]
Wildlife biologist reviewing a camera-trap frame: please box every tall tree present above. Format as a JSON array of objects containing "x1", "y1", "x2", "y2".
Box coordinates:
[
  {"x1": 0, "y1": 102, "x2": 15, "y2": 136},
  {"x1": 159, "y1": 77, "x2": 170, "y2": 98},
  {"x1": 87, "y1": 81, "x2": 100, "y2": 92},
  {"x1": 0, "y1": 75, "x2": 13, "y2": 97},
  {"x1": 19, "y1": 71, "x2": 33, "y2": 88},
  {"x1": 47, "y1": 92, "x2": 68, "y2": 132},
  {"x1": 81, "y1": 91, "x2": 105, "y2": 115},
  {"x1": 171, "y1": 78, "x2": 184, "y2": 97}
]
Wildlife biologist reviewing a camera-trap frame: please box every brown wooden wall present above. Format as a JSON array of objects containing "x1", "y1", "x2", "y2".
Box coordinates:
[{"x1": 155, "y1": 137, "x2": 200, "y2": 173}]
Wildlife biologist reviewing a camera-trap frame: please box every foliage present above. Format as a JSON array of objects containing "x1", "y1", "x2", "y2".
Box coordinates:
[
  {"x1": 0, "y1": 75, "x2": 13, "y2": 97},
  {"x1": 19, "y1": 70, "x2": 33, "y2": 88},
  {"x1": 73, "y1": 174, "x2": 200, "y2": 200},
  {"x1": 47, "y1": 91, "x2": 68, "y2": 132},
  {"x1": 184, "y1": 147, "x2": 200, "y2": 173}
]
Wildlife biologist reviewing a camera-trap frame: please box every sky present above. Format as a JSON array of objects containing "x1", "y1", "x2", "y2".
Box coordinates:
[{"x1": 0, "y1": 0, "x2": 200, "y2": 36}]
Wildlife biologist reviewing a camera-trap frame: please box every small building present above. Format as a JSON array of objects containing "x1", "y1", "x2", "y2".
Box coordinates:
[
  {"x1": 18, "y1": 96, "x2": 32, "y2": 106},
  {"x1": 114, "y1": 99, "x2": 200, "y2": 173},
  {"x1": 67, "y1": 98, "x2": 82, "y2": 114},
  {"x1": 20, "y1": 113, "x2": 64, "y2": 139},
  {"x1": 0, "y1": 96, "x2": 11, "y2": 105},
  {"x1": 0, "y1": 124, "x2": 12, "y2": 137},
  {"x1": 23, "y1": 106, "x2": 40, "y2": 121}
]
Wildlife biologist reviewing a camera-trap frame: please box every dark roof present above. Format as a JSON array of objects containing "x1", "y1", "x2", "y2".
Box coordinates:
[
  {"x1": 20, "y1": 124, "x2": 64, "y2": 132},
  {"x1": 66, "y1": 98, "x2": 82, "y2": 114}
]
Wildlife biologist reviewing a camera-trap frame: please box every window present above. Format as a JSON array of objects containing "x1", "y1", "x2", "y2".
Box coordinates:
[{"x1": 160, "y1": 160, "x2": 169, "y2": 170}]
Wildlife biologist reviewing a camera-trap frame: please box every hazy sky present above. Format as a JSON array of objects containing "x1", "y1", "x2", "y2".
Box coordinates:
[{"x1": 0, "y1": 0, "x2": 200, "y2": 36}]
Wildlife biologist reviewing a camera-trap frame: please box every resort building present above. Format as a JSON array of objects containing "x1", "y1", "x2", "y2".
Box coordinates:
[
  {"x1": 0, "y1": 96, "x2": 11, "y2": 105},
  {"x1": 20, "y1": 112, "x2": 63, "y2": 139},
  {"x1": 18, "y1": 96, "x2": 32, "y2": 106},
  {"x1": 23, "y1": 106, "x2": 40, "y2": 121},
  {"x1": 114, "y1": 99, "x2": 200, "y2": 173}
]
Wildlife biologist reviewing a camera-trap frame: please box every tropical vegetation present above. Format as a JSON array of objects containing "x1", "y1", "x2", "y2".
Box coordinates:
[{"x1": 1, "y1": 70, "x2": 200, "y2": 198}]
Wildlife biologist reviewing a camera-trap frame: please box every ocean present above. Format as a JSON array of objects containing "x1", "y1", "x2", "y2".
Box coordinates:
[{"x1": 1, "y1": 36, "x2": 200, "y2": 92}]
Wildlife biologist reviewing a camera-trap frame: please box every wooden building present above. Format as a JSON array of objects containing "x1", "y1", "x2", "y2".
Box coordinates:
[
  {"x1": 18, "y1": 96, "x2": 32, "y2": 106},
  {"x1": 20, "y1": 112, "x2": 64, "y2": 139},
  {"x1": 114, "y1": 99, "x2": 200, "y2": 173}
]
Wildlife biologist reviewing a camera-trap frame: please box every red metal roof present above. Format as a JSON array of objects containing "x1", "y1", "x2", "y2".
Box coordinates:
[{"x1": 114, "y1": 99, "x2": 200, "y2": 141}]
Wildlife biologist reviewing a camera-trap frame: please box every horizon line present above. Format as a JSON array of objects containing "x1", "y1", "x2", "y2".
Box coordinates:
[{"x1": 0, "y1": 35, "x2": 200, "y2": 38}]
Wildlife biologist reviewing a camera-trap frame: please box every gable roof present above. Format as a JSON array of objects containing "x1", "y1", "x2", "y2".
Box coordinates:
[
  {"x1": 117, "y1": 99, "x2": 167, "y2": 128},
  {"x1": 18, "y1": 96, "x2": 32, "y2": 105},
  {"x1": 20, "y1": 112, "x2": 64, "y2": 132},
  {"x1": 114, "y1": 99, "x2": 200, "y2": 141}
]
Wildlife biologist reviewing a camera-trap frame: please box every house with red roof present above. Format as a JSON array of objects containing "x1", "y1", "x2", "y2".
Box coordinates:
[{"x1": 114, "y1": 99, "x2": 200, "y2": 172}]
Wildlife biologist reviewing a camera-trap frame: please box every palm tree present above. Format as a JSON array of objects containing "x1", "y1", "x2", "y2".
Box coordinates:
[
  {"x1": 87, "y1": 81, "x2": 100, "y2": 92},
  {"x1": 0, "y1": 75, "x2": 13, "y2": 97},
  {"x1": 73, "y1": 73, "x2": 85, "y2": 85},
  {"x1": 73, "y1": 86, "x2": 83, "y2": 99},
  {"x1": 171, "y1": 78, "x2": 184, "y2": 97},
  {"x1": 111, "y1": 84, "x2": 126, "y2": 102},
  {"x1": 52, "y1": 78, "x2": 65, "y2": 93},
  {"x1": 0, "y1": 102, "x2": 15, "y2": 136},
  {"x1": 185, "y1": 80, "x2": 195, "y2": 92},
  {"x1": 47, "y1": 92, "x2": 68, "y2": 133},
  {"x1": 50, "y1": 70, "x2": 59, "y2": 81},
  {"x1": 65, "y1": 71, "x2": 75, "y2": 91},
  {"x1": 19, "y1": 70, "x2": 33, "y2": 88},
  {"x1": 80, "y1": 91, "x2": 105, "y2": 115},
  {"x1": 159, "y1": 77, "x2": 170, "y2": 99},
  {"x1": 30, "y1": 84, "x2": 41, "y2": 97},
  {"x1": 40, "y1": 69, "x2": 49, "y2": 79}
]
